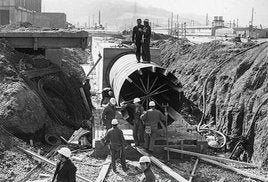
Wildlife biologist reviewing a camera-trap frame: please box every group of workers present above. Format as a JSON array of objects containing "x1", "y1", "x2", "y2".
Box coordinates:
[
  {"x1": 52, "y1": 146, "x2": 155, "y2": 182},
  {"x1": 132, "y1": 18, "x2": 151, "y2": 63},
  {"x1": 100, "y1": 94, "x2": 166, "y2": 181}
]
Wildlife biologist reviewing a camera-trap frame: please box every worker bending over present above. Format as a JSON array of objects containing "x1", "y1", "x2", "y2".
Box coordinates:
[
  {"x1": 141, "y1": 101, "x2": 165, "y2": 154},
  {"x1": 142, "y1": 19, "x2": 151, "y2": 63},
  {"x1": 132, "y1": 18, "x2": 144, "y2": 63},
  {"x1": 133, "y1": 98, "x2": 145, "y2": 146},
  {"x1": 102, "y1": 119, "x2": 128, "y2": 172},
  {"x1": 139, "y1": 156, "x2": 155, "y2": 182},
  {"x1": 52, "y1": 147, "x2": 76, "y2": 182},
  {"x1": 102, "y1": 98, "x2": 116, "y2": 130}
]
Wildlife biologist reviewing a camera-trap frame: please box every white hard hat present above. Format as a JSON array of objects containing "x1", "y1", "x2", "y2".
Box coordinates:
[
  {"x1": 149, "y1": 101, "x2": 155, "y2": 107},
  {"x1": 111, "y1": 119, "x2": 118, "y2": 125},
  {"x1": 58, "y1": 147, "x2": 71, "y2": 158},
  {"x1": 139, "y1": 156, "x2": 151, "y2": 163},
  {"x1": 133, "y1": 98, "x2": 141, "y2": 103},
  {"x1": 208, "y1": 140, "x2": 218, "y2": 147},
  {"x1": 110, "y1": 98, "x2": 116, "y2": 105}
]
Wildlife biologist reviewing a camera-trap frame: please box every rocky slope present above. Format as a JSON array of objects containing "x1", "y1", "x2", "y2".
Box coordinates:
[
  {"x1": 158, "y1": 39, "x2": 268, "y2": 166},
  {"x1": 0, "y1": 40, "x2": 90, "y2": 141}
]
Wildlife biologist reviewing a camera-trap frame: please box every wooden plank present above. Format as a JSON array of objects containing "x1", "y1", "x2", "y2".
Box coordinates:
[
  {"x1": 16, "y1": 146, "x2": 91, "y2": 182},
  {"x1": 189, "y1": 158, "x2": 199, "y2": 182},
  {"x1": 95, "y1": 155, "x2": 111, "y2": 182},
  {"x1": 135, "y1": 147, "x2": 188, "y2": 182},
  {"x1": 164, "y1": 147, "x2": 259, "y2": 168},
  {"x1": 200, "y1": 158, "x2": 268, "y2": 182},
  {"x1": 80, "y1": 88, "x2": 92, "y2": 115}
]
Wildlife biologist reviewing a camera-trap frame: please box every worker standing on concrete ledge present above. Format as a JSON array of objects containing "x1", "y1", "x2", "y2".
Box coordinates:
[
  {"x1": 103, "y1": 119, "x2": 128, "y2": 173},
  {"x1": 52, "y1": 147, "x2": 77, "y2": 182},
  {"x1": 142, "y1": 19, "x2": 151, "y2": 63},
  {"x1": 139, "y1": 156, "x2": 155, "y2": 182},
  {"x1": 132, "y1": 18, "x2": 144, "y2": 63},
  {"x1": 133, "y1": 98, "x2": 145, "y2": 146},
  {"x1": 102, "y1": 98, "x2": 116, "y2": 130},
  {"x1": 141, "y1": 101, "x2": 165, "y2": 154}
]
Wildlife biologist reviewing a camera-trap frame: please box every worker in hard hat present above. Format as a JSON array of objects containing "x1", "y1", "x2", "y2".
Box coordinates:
[
  {"x1": 102, "y1": 119, "x2": 128, "y2": 172},
  {"x1": 142, "y1": 19, "x2": 151, "y2": 63},
  {"x1": 100, "y1": 87, "x2": 114, "y2": 106},
  {"x1": 132, "y1": 18, "x2": 144, "y2": 63},
  {"x1": 102, "y1": 97, "x2": 117, "y2": 130},
  {"x1": 139, "y1": 156, "x2": 155, "y2": 182},
  {"x1": 52, "y1": 147, "x2": 76, "y2": 182},
  {"x1": 133, "y1": 98, "x2": 144, "y2": 146},
  {"x1": 141, "y1": 101, "x2": 165, "y2": 153}
]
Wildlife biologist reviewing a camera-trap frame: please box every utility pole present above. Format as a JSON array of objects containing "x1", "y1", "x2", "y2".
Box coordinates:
[
  {"x1": 88, "y1": 15, "x2": 90, "y2": 28},
  {"x1": 251, "y1": 8, "x2": 254, "y2": 27},
  {"x1": 168, "y1": 18, "x2": 170, "y2": 35},
  {"x1": 176, "y1": 15, "x2": 179, "y2": 36},
  {"x1": 237, "y1": 18, "x2": 238, "y2": 28},
  {"x1": 93, "y1": 15, "x2": 95, "y2": 27},
  {"x1": 206, "y1": 13, "x2": 208, "y2": 26},
  {"x1": 171, "y1": 12, "x2": 173, "y2": 35},
  {"x1": 250, "y1": 8, "x2": 254, "y2": 37},
  {"x1": 99, "y1": 10, "x2": 101, "y2": 25},
  {"x1": 184, "y1": 22, "x2": 186, "y2": 37}
]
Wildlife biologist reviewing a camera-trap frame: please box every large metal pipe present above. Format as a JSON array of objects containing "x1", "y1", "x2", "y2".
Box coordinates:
[{"x1": 107, "y1": 53, "x2": 182, "y2": 125}]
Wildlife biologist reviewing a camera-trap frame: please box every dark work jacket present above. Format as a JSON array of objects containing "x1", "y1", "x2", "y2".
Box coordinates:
[
  {"x1": 132, "y1": 24, "x2": 144, "y2": 42},
  {"x1": 142, "y1": 167, "x2": 155, "y2": 182},
  {"x1": 141, "y1": 108, "x2": 165, "y2": 130},
  {"x1": 143, "y1": 25, "x2": 151, "y2": 40},
  {"x1": 134, "y1": 105, "x2": 144, "y2": 124},
  {"x1": 102, "y1": 104, "x2": 116, "y2": 129},
  {"x1": 52, "y1": 159, "x2": 77, "y2": 182},
  {"x1": 103, "y1": 126, "x2": 125, "y2": 151}
]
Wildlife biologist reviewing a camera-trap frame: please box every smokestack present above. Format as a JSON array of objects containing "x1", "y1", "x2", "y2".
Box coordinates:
[{"x1": 99, "y1": 10, "x2": 101, "y2": 25}]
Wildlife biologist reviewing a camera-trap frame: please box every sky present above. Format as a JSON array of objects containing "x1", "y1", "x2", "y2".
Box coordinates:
[{"x1": 42, "y1": 0, "x2": 268, "y2": 28}]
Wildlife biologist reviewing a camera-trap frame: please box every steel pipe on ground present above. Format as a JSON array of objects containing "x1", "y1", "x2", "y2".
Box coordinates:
[{"x1": 107, "y1": 53, "x2": 182, "y2": 125}]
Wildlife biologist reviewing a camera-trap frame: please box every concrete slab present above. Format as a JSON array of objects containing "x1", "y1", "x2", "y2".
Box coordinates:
[{"x1": 0, "y1": 31, "x2": 89, "y2": 49}]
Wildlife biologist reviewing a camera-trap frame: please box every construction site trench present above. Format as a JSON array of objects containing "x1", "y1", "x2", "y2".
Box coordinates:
[{"x1": 1, "y1": 33, "x2": 268, "y2": 182}]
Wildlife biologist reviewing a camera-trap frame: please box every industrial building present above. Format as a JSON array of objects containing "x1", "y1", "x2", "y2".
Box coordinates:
[{"x1": 0, "y1": 0, "x2": 66, "y2": 28}]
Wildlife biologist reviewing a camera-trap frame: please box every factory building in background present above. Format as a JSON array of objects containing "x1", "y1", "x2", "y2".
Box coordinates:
[{"x1": 0, "y1": 0, "x2": 66, "y2": 28}]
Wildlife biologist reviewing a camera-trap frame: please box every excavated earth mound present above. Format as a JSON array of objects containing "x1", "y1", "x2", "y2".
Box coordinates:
[
  {"x1": 0, "y1": 39, "x2": 90, "y2": 141},
  {"x1": 157, "y1": 39, "x2": 268, "y2": 166}
]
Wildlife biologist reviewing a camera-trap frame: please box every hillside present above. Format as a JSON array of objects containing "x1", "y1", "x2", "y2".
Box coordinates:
[
  {"x1": 157, "y1": 39, "x2": 268, "y2": 166},
  {"x1": 44, "y1": 0, "x2": 204, "y2": 29}
]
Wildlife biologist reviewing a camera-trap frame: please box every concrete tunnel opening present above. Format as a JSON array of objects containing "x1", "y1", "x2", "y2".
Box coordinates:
[{"x1": 107, "y1": 53, "x2": 182, "y2": 126}]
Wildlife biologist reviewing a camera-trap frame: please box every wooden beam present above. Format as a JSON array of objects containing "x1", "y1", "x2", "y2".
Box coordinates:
[
  {"x1": 95, "y1": 155, "x2": 111, "y2": 182},
  {"x1": 80, "y1": 88, "x2": 92, "y2": 115},
  {"x1": 200, "y1": 158, "x2": 268, "y2": 182},
  {"x1": 164, "y1": 147, "x2": 258, "y2": 168},
  {"x1": 189, "y1": 158, "x2": 199, "y2": 182},
  {"x1": 16, "y1": 146, "x2": 91, "y2": 182},
  {"x1": 135, "y1": 147, "x2": 189, "y2": 182}
]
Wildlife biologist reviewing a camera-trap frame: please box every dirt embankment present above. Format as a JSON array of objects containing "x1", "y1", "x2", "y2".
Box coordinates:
[
  {"x1": 0, "y1": 40, "x2": 90, "y2": 141},
  {"x1": 158, "y1": 39, "x2": 268, "y2": 165}
]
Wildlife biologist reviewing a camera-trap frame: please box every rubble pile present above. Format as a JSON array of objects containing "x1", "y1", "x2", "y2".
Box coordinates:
[
  {"x1": 0, "y1": 129, "x2": 42, "y2": 182},
  {"x1": 62, "y1": 48, "x2": 90, "y2": 65},
  {"x1": 0, "y1": 39, "x2": 90, "y2": 140},
  {"x1": 158, "y1": 39, "x2": 268, "y2": 165}
]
